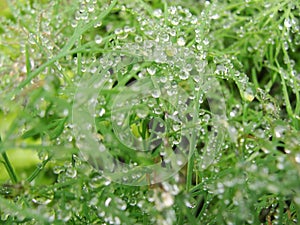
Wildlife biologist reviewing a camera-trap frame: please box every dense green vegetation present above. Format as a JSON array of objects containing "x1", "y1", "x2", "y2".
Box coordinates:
[{"x1": 0, "y1": 0, "x2": 300, "y2": 224}]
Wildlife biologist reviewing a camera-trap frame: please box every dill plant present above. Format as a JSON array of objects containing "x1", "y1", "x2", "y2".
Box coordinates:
[{"x1": 0, "y1": 0, "x2": 299, "y2": 224}]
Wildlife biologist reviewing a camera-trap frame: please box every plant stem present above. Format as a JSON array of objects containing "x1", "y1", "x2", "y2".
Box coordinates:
[
  {"x1": 186, "y1": 82, "x2": 200, "y2": 191},
  {"x1": 26, "y1": 156, "x2": 52, "y2": 183},
  {"x1": 1, "y1": 152, "x2": 18, "y2": 184}
]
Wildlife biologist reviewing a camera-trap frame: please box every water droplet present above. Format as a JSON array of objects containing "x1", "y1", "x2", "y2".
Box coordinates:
[
  {"x1": 172, "y1": 124, "x2": 181, "y2": 132},
  {"x1": 211, "y1": 14, "x2": 220, "y2": 20},
  {"x1": 171, "y1": 17, "x2": 179, "y2": 25},
  {"x1": 153, "y1": 9, "x2": 162, "y2": 18},
  {"x1": 177, "y1": 37, "x2": 186, "y2": 46},
  {"x1": 203, "y1": 38, "x2": 209, "y2": 45},
  {"x1": 179, "y1": 71, "x2": 189, "y2": 80},
  {"x1": 161, "y1": 192, "x2": 174, "y2": 207},
  {"x1": 53, "y1": 166, "x2": 64, "y2": 174},
  {"x1": 1, "y1": 212, "x2": 10, "y2": 221},
  {"x1": 89, "y1": 174, "x2": 103, "y2": 189},
  {"x1": 71, "y1": 20, "x2": 78, "y2": 28},
  {"x1": 98, "y1": 143, "x2": 106, "y2": 152},
  {"x1": 66, "y1": 166, "x2": 77, "y2": 178},
  {"x1": 32, "y1": 190, "x2": 54, "y2": 205},
  {"x1": 99, "y1": 108, "x2": 105, "y2": 117},
  {"x1": 95, "y1": 35, "x2": 103, "y2": 44},
  {"x1": 165, "y1": 46, "x2": 177, "y2": 57},
  {"x1": 176, "y1": 159, "x2": 183, "y2": 166},
  {"x1": 28, "y1": 33, "x2": 36, "y2": 45},
  {"x1": 87, "y1": 4, "x2": 95, "y2": 12},
  {"x1": 243, "y1": 88, "x2": 254, "y2": 102},
  {"x1": 136, "y1": 106, "x2": 149, "y2": 118},
  {"x1": 105, "y1": 197, "x2": 112, "y2": 207},
  {"x1": 274, "y1": 125, "x2": 285, "y2": 138},
  {"x1": 104, "y1": 179, "x2": 111, "y2": 186},
  {"x1": 94, "y1": 21, "x2": 102, "y2": 28},
  {"x1": 38, "y1": 150, "x2": 49, "y2": 161},
  {"x1": 114, "y1": 28, "x2": 123, "y2": 35},
  {"x1": 116, "y1": 198, "x2": 127, "y2": 210},
  {"x1": 284, "y1": 18, "x2": 292, "y2": 28},
  {"x1": 147, "y1": 67, "x2": 156, "y2": 75},
  {"x1": 134, "y1": 35, "x2": 143, "y2": 43},
  {"x1": 295, "y1": 154, "x2": 300, "y2": 164},
  {"x1": 152, "y1": 89, "x2": 161, "y2": 98},
  {"x1": 160, "y1": 33, "x2": 169, "y2": 42}
]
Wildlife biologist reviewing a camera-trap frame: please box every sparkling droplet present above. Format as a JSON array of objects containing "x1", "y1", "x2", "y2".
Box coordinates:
[
  {"x1": 284, "y1": 18, "x2": 292, "y2": 28},
  {"x1": 134, "y1": 35, "x2": 143, "y2": 43},
  {"x1": 94, "y1": 21, "x2": 102, "y2": 28},
  {"x1": 136, "y1": 106, "x2": 149, "y2": 118},
  {"x1": 274, "y1": 125, "x2": 285, "y2": 138},
  {"x1": 32, "y1": 190, "x2": 54, "y2": 205},
  {"x1": 211, "y1": 14, "x2": 220, "y2": 20},
  {"x1": 66, "y1": 167, "x2": 77, "y2": 178},
  {"x1": 95, "y1": 35, "x2": 103, "y2": 44},
  {"x1": 161, "y1": 192, "x2": 174, "y2": 207},
  {"x1": 38, "y1": 150, "x2": 49, "y2": 161},
  {"x1": 98, "y1": 143, "x2": 106, "y2": 152},
  {"x1": 165, "y1": 46, "x2": 177, "y2": 57},
  {"x1": 295, "y1": 154, "x2": 300, "y2": 164},
  {"x1": 153, "y1": 9, "x2": 162, "y2": 18},
  {"x1": 147, "y1": 67, "x2": 156, "y2": 75},
  {"x1": 53, "y1": 166, "x2": 64, "y2": 174},
  {"x1": 243, "y1": 88, "x2": 254, "y2": 102},
  {"x1": 28, "y1": 33, "x2": 36, "y2": 45},
  {"x1": 179, "y1": 71, "x2": 189, "y2": 80},
  {"x1": 203, "y1": 38, "x2": 209, "y2": 45},
  {"x1": 105, "y1": 197, "x2": 112, "y2": 207},
  {"x1": 99, "y1": 108, "x2": 105, "y2": 117},
  {"x1": 152, "y1": 89, "x2": 161, "y2": 98},
  {"x1": 177, "y1": 37, "x2": 186, "y2": 46}
]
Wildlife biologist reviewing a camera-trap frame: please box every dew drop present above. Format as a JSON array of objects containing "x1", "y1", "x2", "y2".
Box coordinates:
[
  {"x1": 32, "y1": 190, "x2": 54, "y2": 205},
  {"x1": 53, "y1": 166, "x2": 64, "y2": 174},
  {"x1": 95, "y1": 35, "x2": 103, "y2": 44},
  {"x1": 99, "y1": 108, "x2": 105, "y2": 117},
  {"x1": 211, "y1": 14, "x2": 220, "y2": 20},
  {"x1": 147, "y1": 67, "x2": 156, "y2": 75},
  {"x1": 284, "y1": 18, "x2": 292, "y2": 28},
  {"x1": 243, "y1": 88, "x2": 254, "y2": 102},
  {"x1": 134, "y1": 35, "x2": 143, "y2": 43},
  {"x1": 98, "y1": 143, "x2": 106, "y2": 152},
  {"x1": 295, "y1": 153, "x2": 300, "y2": 164},
  {"x1": 94, "y1": 21, "x2": 102, "y2": 28},
  {"x1": 171, "y1": 17, "x2": 179, "y2": 25},
  {"x1": 66, "y1": 167, "x2": 77, "y2": 178},
  {"x1": 153, "y1": 9, "x2": 162, "y2": 18},
  {"x1": 165, "y1": 46, "x2": 177, "y2": 57},
  {"x1": 38, "y1": 150, "x2": 49, "y2": 161},
  {"x1": 179, "y1": 71, "x2": 189, "y2": 80},
  {"x1": 28, "y1": 33, "x2": 36, "y2": 45},
  {"x1": 161, "y1": 192, "x2": 174, "y2": 207},
  {"x1": 71, "y1": 20, "x2": 78, "y2": 28},
  {"x1": 177, "y1": 37, "x2": 186, "y2": 46},
  {"x1": 136, "y1": 106, "x2": 149, "y2": 118},
  {"x1": 152, "y1": 89, "x2": 161, "y2": 98},
  {"x1": 203, "y1": 38, "x2": 209, "y2": 45},
  {"x1": 105, "y1": 197, "x2": 112, "y2": 207},
  {"x1": 274, "y1": 125, "x2": 285, "y2": 138}
]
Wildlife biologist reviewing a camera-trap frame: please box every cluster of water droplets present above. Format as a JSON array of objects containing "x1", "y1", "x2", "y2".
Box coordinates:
[{"x1": 69, "y1": 0, "x2": 230, "y2": 188}]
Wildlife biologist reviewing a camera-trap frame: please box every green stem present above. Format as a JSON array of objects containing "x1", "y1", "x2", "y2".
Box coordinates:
[
  {"x1": 26, "y1": 156, "x2": 52, "y2": 183},
  {"x1": 77, "y1": 37, "x2": 82, "y2": 77},
  {"x1": 186, "y1": 82, "x2": 200, "y2": 191},
  {"x1": 1, "y1": 152, "x2": 18, "y2": 184},
  {"x1": 0, "y1": 137, "x2": 18, "y2": 183}
]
